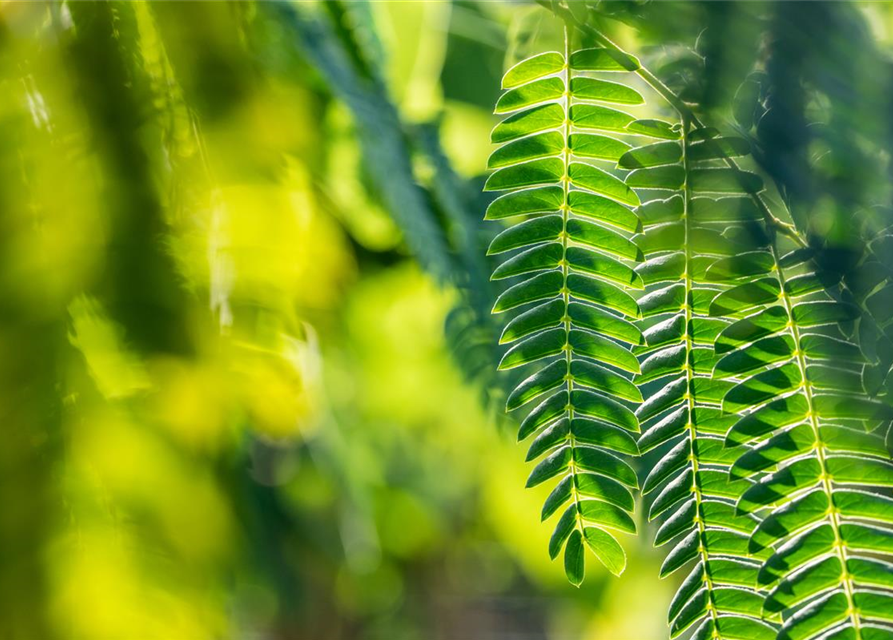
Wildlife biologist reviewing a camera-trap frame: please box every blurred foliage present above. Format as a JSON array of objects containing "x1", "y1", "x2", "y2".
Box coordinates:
[{"x1": 0, "y1": 2, "x2": 892, "y2": 639}]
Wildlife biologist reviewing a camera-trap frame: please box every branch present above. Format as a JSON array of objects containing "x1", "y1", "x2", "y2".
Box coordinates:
[{"x1": 540, "y1": 0, "x2": 807, "y2": 248}]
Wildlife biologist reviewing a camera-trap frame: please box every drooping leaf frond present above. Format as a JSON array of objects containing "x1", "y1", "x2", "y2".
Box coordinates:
[
  {"x1": 485, "y1": 29, "x2": 648, "y2": 584},
  {"x1": 710, "y1": 233, "x2": 893, "y2": 639},
  {"x1": 627, "y1": 122, "x2": 783, "y2": 639}
]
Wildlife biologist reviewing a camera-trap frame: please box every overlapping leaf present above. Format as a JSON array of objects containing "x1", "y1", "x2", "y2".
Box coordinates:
[
  {"x1": 628, "y1": 125, "x2": 779, "y2": 638},
  {"x1": 709, "y1": 219, "x2": 893, "y2": 639},
  {"x1": 487, "y1": 19, "x2": 893, "y2": 640}
]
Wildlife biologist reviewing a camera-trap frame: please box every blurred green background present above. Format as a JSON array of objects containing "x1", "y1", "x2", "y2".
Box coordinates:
[{"x1": 1, "y1": 2, "x2": 892, "y2": 639}]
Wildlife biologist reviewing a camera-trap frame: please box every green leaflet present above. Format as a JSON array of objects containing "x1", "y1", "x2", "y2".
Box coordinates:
[
  {"x1": 713, "y1": 334, "x2": 795, "y2": 378},
  {"x1": 569, "y1": 47, "x2": 640, "y2": 72},
  {"x1": 709, "y1": 278, "x2": 780, "y2": 316},
  {"x1": 571, "y1": 77, "x2": 644, "y2": 104},
  {"x1": 564, "y1": 529, "x2": 585, "y2": 586},
  {"x1": 619, "y1": 141, "x2": 682, "y2": 169},
  {"x1": 487, "y1": 131, "x2": 564, "y2": 169},
  {"x1": 714, "y1": 306, "x2": 789, "y2": 354},
  {"x1": 671, "y1": 587, "x2": 768, "y2": 638},
  {"x1": 637, "y1": 195, "x2": 683, "y2": 225},
  {"x1": 583, "y1": 527, "x2": 626, "y2": 577},
  {"x1": 569, "y1": 162, "x2": 640, "y2": 206},
  {"x1": 502, "y1": 51, "x2": 564, "y2": 89},
  {"x1": 569, "y1": 133, "x2": 631, "y2": 162},
  {"x1": 626, "y1": 166, "x2": 686, "y2": 190},
  {"x1": 491, "y1": 103, "x2": 565, "y2": 143},
  {"x1": 570, "y1": 103, "x2": 635, "y2": 133},
  {"x1": 687, "y1": 137, "x2": 751, "y2": 162},
  {"x1": 566, "y1": 218, "x2": 644, "y2": 261},
  {"x1": 485, "y1": 157, "x2": 564, "y2": 191},
  {"x1": 485, "y1": 186, "x2": 564, "y2": 220},
  {"x1": 627, "y1": 118, "x2": 680, "y2": 139},
  {"x1": 569, "y1": 189, "x2": 641, "y2": 232},
  {"x1": 488, "y1": 215, "x2": 563, "y2": 254},
  {"x1": 495, "y1": 76, "x2": 565, "y2": 114},
  {"x1": 691, "y1": 617, "x2": 777, "y2": 640},
  {"x1": 491, "y1": 244, "x2": 562, "y2": 279},
  {"x1": 497, "y1": 326, "x2": 564, "y2": 369},
  {"x1": 487, "y1": 41, "x2": 644, "y2": 584}
]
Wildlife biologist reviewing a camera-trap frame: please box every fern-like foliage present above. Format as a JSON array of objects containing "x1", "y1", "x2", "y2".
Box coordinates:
[
  {"x1": 487, "y1": 10, "x2": 893, "y2": 639},
  {"x1": 484, "y1": 30, "x2": 650, "y2": 584},
  {"x1": 710, "y1": 229, "x2": 893, "y2": 639},
  {"x1": 626, "y1": 124, "x2": 789, "y2": 639}
]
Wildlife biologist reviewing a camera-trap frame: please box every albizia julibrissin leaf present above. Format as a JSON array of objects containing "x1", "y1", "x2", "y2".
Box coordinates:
[
  {"x1": 486, "y1": 37, "x2": 650, "y2": 585},
  {"x1": 708, "y1": 200, "x2": 893, "y2": 639},
  {"x1": 627, "y1": 110, "x2": 780, "y2": 636}
]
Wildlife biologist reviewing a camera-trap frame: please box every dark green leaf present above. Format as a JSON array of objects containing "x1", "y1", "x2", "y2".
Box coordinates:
[
  {"x1": 572, "y1": 418, "x2": 639, "y2": 455},
  {"x1": 713, "y1": 334, "x2": 795, "y2": 379},
  {"x1": 578, "y1": 499, "x2": 636, "y2": 534},
  {"x1": 525, "y1": 445, "x2": 571, "y2": 487},
  {"x1": 568, "y1": 328, "x2": 639, "y2": 373},
  {"x1": 492, "y1": 270, "x2": 563, "y2": 313},
  {"x1": 566, "y1": 247, "x2": 644, "y2": 289},
  {"x1": 549, "y1": 505, "x2": 576, "y2": 559},
  {"x1": 737, "y1": 458, "x2": 821, "y2": 513},
  {"x1": 491, "y1": 244, "x2": 562, "y2": 279},
  {"x1": 715, "y1": 306, "x2": 788, "y2": 354},
  {"x1": 571, "y1": 359, "x2": 642, "y2": 402},
  {"x1": 567, "y1": 301, "x2": 643, "y2": 345},
  {"x1": 500, "y1": 298, "x2": 564, "y2": 343},
  {"x1": 792, "y1": 301, "x2": 860, "y2": 327},
  {"x1": 572, "y1": 389, "x2": 639, "y2": 434},
  {"x1": 507, "y1": 359, "x2": 566, "y2": 411},
  {"x1": 709, "y1": 278, "x2": 780, "y2": 316},
  {"x1": 498, "y1": 327, "x2": 564, "y2": 370},
  {"x1": 567, "y1": 273, "x2": 641, "y2": 318},
  {"x1": 488, "y1": 215, "x2": 562, "y2": 255},
  {"x1": 626, "y1": 165, "x2": 685, "y2": 190},
  {"x1": 690, "y1": 197, "x2": 761, "y2": 222},
  {"x1": 575, "y1": 444, "x2": 639, "y2": 487},
  {"x1": 518, "y1": 390, "x2": 567, "y2": 440},
  {"x1": 637, "y1": 195, "x2": 683, "y2": 225},
  {"x1": 577, "y1": 473, "x2": 635, "y2": 511}
]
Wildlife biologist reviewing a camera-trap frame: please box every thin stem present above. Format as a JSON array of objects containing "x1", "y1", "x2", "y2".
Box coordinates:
[
  {"x1": 560, "y1": 23, "x2": 583, "y2": 531},
  {"x1": 681, "y1": 115, "x2": 720, "y2": 635},
  {"x1": 769, "y1": 237, "x2": 861, "y2": 638}
]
